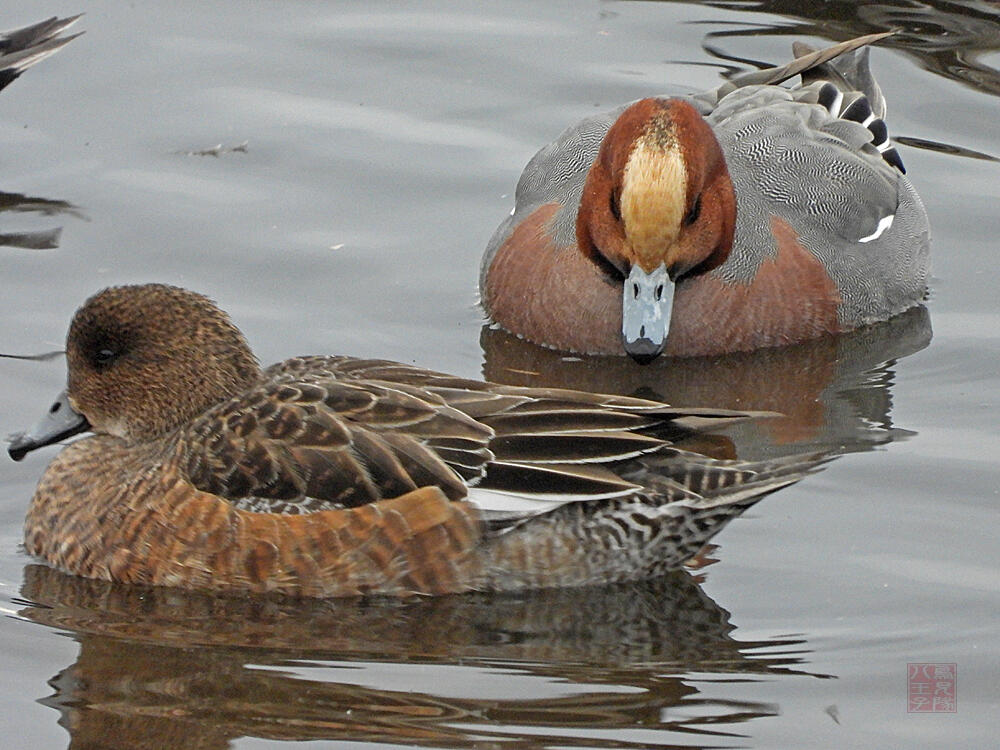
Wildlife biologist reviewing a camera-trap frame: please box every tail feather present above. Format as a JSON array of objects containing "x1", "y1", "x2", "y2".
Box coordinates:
[
  {"x1": 794, "y1": 42, "x2": 887, "y2": 119},
  {"x1": 724, "y1": 31, "x2": 893, "y2": 93},
  {"x1": 624, "y1": 449, "x2": 833, "y2": 507}
]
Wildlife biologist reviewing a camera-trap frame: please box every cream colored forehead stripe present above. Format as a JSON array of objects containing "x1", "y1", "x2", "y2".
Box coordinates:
[{"x1": 619, "y1": 134, "x2": 687, "y2": 270}]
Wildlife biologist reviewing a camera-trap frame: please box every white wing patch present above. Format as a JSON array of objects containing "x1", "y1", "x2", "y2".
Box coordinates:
[
  {"x1": 859, "y1": 213, "x2": 894, "y2": 243},
  {"x1": 467, "y1": 485, "x2": 637, "y2": 515}
]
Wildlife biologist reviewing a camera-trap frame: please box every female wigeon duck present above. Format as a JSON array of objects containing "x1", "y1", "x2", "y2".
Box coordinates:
[
  {"x1": 0, "y1": 15, "x2": 81, "y2": 92},
  {"x1": 9, "y1": 284, "x2": 823, "y2": 597},
  {"x1": 480, "y1": 32, "x2": 930, "y2": 363}
]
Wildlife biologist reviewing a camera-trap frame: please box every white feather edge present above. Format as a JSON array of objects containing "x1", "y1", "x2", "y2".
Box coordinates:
[
  {"x1": 859, "y1": 213, "x2": 895, "y2": 243},
  {"x1": 467, "y1": 474, "x2": 804, "y2": 517},
  {"x1": 466, "y1": 485, "x2": 637, "y2": 515}
]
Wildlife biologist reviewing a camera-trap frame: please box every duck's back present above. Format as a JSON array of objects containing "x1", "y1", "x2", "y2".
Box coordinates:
[{"x1": 703, "y1": 73, "x2": 929, "y2": 328}]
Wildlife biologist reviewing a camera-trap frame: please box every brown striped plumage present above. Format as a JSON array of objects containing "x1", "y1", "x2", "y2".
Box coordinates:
[
  {"x1": 25, "y1": 442, "x2": 479, "y2": 597},
  {"x1": 13, "y1": 284, "x2": 828, "y2": 596}
]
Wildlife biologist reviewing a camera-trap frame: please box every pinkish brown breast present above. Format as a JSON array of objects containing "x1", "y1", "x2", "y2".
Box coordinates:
[{"x1": 666, "y1": 215, "x2": 844, "y2": 357}]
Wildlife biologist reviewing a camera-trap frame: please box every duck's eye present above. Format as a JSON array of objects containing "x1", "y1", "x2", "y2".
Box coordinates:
[
  {"x1": 92, "y1": 347, "x2": 119, "y2": 368},
  {"x1": 684, "y1": 195, "x2": 702, "y2": 226}
]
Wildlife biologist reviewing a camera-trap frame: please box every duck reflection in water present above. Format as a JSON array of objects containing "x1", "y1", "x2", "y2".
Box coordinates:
[
  {"x1": 482, "y1": 304, "x2": 931, "y2": 462},
  {"x1": 19, "y1": 563, "x2": 832, "y2": 749}
]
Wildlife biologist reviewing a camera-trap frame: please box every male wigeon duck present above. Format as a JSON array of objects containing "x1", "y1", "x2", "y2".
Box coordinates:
[
  {"x1": 481, "y1": 32, "x2": 931, "y2": 363},
  {"x1": 9, "y1": 284, "x2": 824, "y2": 597},
  {"x1": 0, "y1": 15, "x2": 81, "y2": 93}
]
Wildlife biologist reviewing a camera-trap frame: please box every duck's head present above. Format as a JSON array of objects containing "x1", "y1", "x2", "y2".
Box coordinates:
[
  {"x1": 9, "y1": 284, "x2": 260, "y2": 459},
  {"x1": 576, "y1": 98, "x2": 736, "y2": 364}
]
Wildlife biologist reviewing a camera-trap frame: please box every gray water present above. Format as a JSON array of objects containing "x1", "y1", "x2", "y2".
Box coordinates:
[{"x1": 0, "y1": 1, "x2": 997, "y2": 748}]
